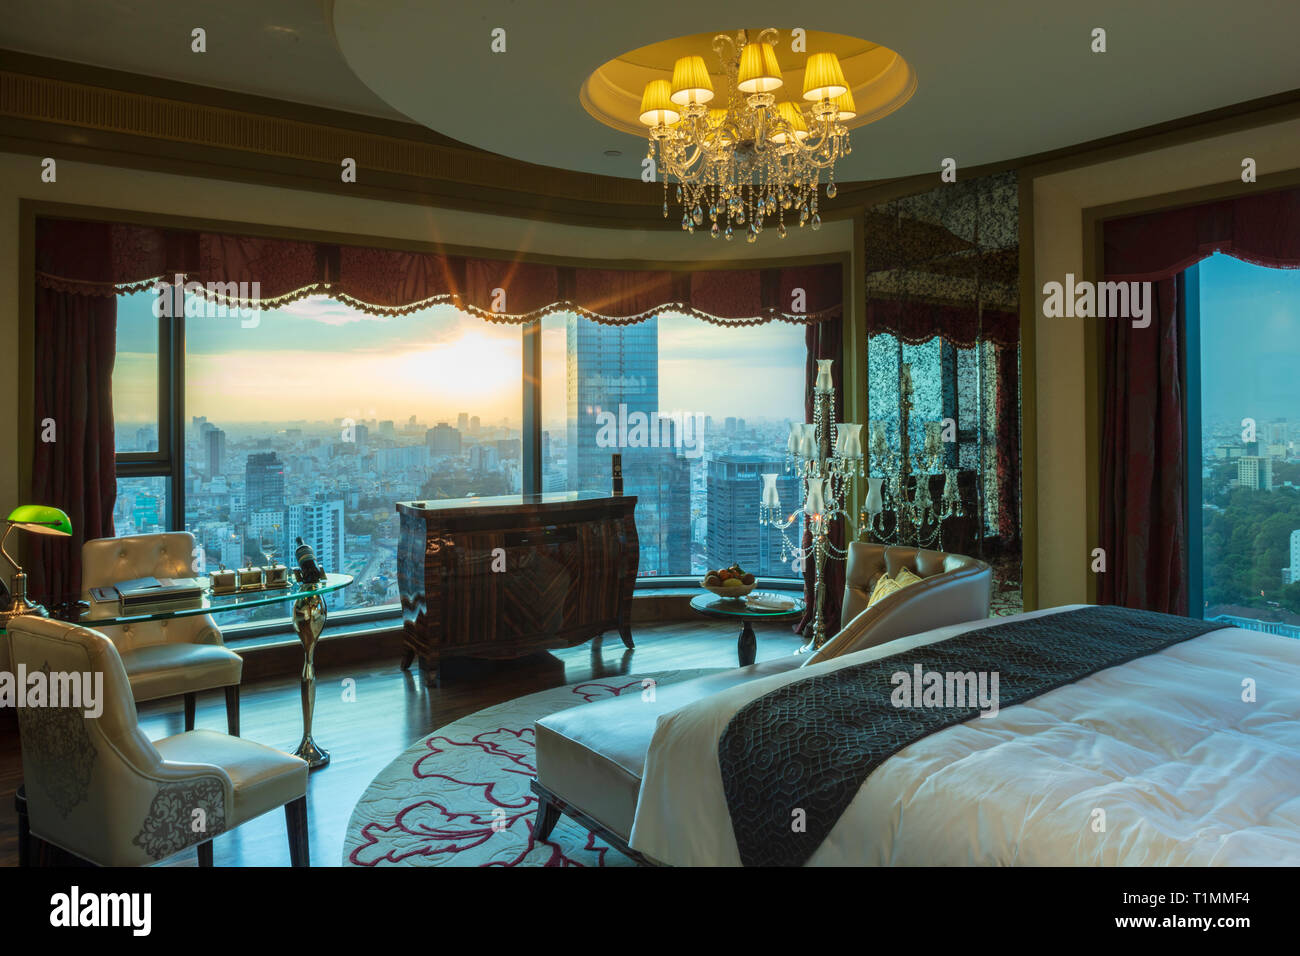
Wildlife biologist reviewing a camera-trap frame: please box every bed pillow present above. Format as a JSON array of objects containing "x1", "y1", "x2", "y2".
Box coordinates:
[{"x1": 867, "y1": 567, "x2": 924, "y2": 607}]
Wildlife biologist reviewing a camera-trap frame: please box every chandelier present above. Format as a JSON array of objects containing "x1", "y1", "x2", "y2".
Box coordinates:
[{"x1": 637, "y1": 29, "x2": 853, "y2": 242}]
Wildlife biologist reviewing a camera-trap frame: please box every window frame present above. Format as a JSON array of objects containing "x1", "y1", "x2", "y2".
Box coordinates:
[{"x1": 114, "y1": 289, "x2": 186, "y2": 532}]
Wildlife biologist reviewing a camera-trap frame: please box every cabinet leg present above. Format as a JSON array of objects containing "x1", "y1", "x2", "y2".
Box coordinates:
[
  {"x1": 618, "y1": 621, "x2": 634, "y2": 649},
  {"x1": 400, "y1": 646, "x2": 414, "y2": 670}
]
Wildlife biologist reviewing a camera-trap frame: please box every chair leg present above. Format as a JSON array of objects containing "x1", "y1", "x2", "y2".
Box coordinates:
[
  {"x1": 183, "y1": 693, "x2": 196, "y2": 731},
  {"x1": 197, "y1": 840, "x2": 213, "y2": 867},
  {"x1": 285, "y1": 796, "x2": 310, "y2": 867},
  {"x1": 534, "y1": 791, "x2": 562, "y2": 843},
  {"x1": 225, "y1": 685, "x2": 240, "y2": 737}
]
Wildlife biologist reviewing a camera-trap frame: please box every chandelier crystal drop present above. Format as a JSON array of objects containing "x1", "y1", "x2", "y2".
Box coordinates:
[{"x1": 639, "y1": 29, "x2": 852, "y2": 241}]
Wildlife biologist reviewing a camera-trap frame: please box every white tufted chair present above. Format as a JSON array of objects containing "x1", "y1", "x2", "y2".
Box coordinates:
[
  {"x1": 9, "y1": 615, "x2": 308, "y2": 866},
  {"x1": 81, "y1": 532, "x2": 242, "y2": 735}
]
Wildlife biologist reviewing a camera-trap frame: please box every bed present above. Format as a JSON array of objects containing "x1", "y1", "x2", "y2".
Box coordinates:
[{"x1": 618, "y1": 605, "x2": 1300, "y2": 865}]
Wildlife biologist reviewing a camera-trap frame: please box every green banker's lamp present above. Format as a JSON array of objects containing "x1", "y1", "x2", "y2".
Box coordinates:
[{"x1": 0, "y1": 504, "x2": 73, "y2": 626}]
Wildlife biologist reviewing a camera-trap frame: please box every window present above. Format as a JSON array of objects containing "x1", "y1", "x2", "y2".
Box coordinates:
[
  {"x1": 183, "y1": 296, "x2": 521, "y2": 621},
  {"x1": 1192, "y1": 253, "x2": 1300, "y2": 637},
  {"x1": 111, "y1": 283, "x2": 810, "y2": 635},
  {"x1": 112, "y1": 290, "x2": 179, "y2": 533},
  {"x1": 540, "y1": 310, "x2": 807, "y2": 579}
]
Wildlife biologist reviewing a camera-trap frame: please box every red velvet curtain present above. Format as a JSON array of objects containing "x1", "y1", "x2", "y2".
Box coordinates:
[
  {"x1": 1100, "y1": 185, "x2": 1300, "y2": 615},
  {"x1": 30, "y1": 286, "x2": 117, "y2": 605},
  {"x1": 796, "y1": 317, "x2": 846, "y2": 641},
  {"x1": 1098, "y1": 278, "x2": 1186, "y2": 613},
  {"x1": 35, "y1": 218, "x2": 843, "y2": 325}
]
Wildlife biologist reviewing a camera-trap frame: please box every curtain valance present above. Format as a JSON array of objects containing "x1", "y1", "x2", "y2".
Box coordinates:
[
  {"x1": 865, "y1": 300, "x2": 1019, "y2": 348},
  {"x1": 1104, "y1": 185, "x2": 1300, "y2": 281},
  {"x1": 35, "y1": 219, "x2": 842, "y2": 325}
]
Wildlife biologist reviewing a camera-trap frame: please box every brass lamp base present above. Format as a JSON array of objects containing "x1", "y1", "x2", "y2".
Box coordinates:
[{"x1": 0, "y1": 572, "x2": 49, "y2": 627}]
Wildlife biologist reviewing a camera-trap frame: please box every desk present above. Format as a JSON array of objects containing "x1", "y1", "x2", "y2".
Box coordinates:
[{"x1": 76, "y1": 573, "x2": 353, "y2": 769}]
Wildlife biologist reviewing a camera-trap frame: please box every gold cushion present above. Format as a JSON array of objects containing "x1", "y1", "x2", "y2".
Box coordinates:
[
  {"x1": 867, "y1": 567, "x2": 925, "y2": 607},
  {"x1": 867, "y1": 573, "x2": 904, "y2": 606},
  {"x1": 894, "y1": 567, "x2": 925, "y2": 588}
]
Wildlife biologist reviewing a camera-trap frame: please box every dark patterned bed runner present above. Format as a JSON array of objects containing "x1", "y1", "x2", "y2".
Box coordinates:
[{"x1": 717, "y1": 606, "x2": 1229, "y2": 867}]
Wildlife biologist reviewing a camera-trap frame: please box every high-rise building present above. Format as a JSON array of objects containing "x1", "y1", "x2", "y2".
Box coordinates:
[
  {"x1": 457, "y1": 412, "x2": 469, "y2": 433},
  {"x1": 245, "y1": 452, "x2": 286, "y2": 514},
  {"x1": 206, "y1": 427, "x2": 226, "y2": 481},
  {"x1": 1288, "y1": 529, "x2": 1300, "y2": 585},
  {"x1": 379, "y1": 420, "x2": 396, "y2": 439},
  {"x1": 287, "y1": 498, "x2": 345, "y2": 576},
  {"x1": 706, "y1": 455, "x2": 801, "y2": 576},
  {"x1": 1237, "y1": 456, "x2": 1273, "y2": 491},
  {"x1": 426, "y1": 423, "x2": 462, "y2": 457},
  {"x1": 565, "y1": 315, "x2": 690, "y2": 574},
  {"x1": 469, "y1": 415, "x2": 481, "y2": 435}
]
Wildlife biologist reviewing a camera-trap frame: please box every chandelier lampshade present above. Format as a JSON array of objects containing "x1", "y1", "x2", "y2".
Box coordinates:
[
  {"x1": 802, "y1": 51, "x2": 848, "y2": 101},
  {"x1": 770, "y1": 101, "x2": 809, "y2": 143},
  {"x1": 737, "y1": 40, "x2": 783, "y2": 93},
  {"x1": 639, "y1": 79, "x2": 681, "y2": 126},
  {"x1": 670, "y1": 55, "x2": 715, "y2": 106},
  {"x1": 832, "y1": 88, "x2": 857, "y2": 120}
]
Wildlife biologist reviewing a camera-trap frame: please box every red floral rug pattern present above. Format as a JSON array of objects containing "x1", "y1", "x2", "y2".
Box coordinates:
[{"x1": 344, "y1": 670, "x2": 714, "y2": 867}]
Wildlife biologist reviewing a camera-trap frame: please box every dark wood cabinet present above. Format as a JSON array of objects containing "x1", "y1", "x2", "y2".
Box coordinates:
[{"x1": 396, "y1": 493, "x2": 638, "y2": 683}]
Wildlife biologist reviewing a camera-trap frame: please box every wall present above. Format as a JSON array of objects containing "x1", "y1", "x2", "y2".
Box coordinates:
[
  {"x1": 1030, "y1": 116, "x2": 1300, "y2": 607},
  {"x1": 0, "y1": 152, "x2": 853, "y2": 514}
]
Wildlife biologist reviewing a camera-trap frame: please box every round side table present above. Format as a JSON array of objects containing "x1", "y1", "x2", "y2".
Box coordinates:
[{"x1": 689, "y1": 591, "x2": 807, "y2": 666}]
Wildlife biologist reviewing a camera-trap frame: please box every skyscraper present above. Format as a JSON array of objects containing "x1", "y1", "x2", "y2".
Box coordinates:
[
  {"x1": 245, "y1": 452, "x2": 286, "y2": 515},
  {"x1": 287, "y1": 498, "x2": 345, "y2": 575},
  {"x1": 457, "y1": 412, "x2": 469, "y2": 433},
  {"x1": 706, "y1": 455, "x2": 801, "y2": 576},
  {"x1": 565, "y1": 315, "x2": 690, "y2": 574},
  {"x1": 206, "y1": 427, "x2": 226, "y2": 481}
]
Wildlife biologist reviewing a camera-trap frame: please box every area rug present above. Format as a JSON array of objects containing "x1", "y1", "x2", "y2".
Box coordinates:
[{"x1": 344, "y1": 669, "x2": 716, "y2": 867}]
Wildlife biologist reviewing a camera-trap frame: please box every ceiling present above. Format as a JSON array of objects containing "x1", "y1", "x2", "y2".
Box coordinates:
[
  {"x1": 2, "y1": 1, "x2": 1298, "y2": 184},
  {"x1": 0, "y1": 0, "x2": 408, "y2": 120}
]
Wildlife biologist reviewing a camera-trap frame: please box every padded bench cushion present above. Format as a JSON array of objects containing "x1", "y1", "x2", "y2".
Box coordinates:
[{"x1": 534, "y1": 656, "x2": 803, "y2": 841}]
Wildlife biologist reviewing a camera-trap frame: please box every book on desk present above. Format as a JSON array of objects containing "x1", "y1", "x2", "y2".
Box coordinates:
[{"x1": 89, "y1": 576, "x2": 206, "y2": 615}]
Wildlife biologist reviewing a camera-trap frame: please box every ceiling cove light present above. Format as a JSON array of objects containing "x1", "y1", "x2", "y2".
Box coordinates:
[{"x1": 639, "y1": 29, "x2": 851, "y2": 242}]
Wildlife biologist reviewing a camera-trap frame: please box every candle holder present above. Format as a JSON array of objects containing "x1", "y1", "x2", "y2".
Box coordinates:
[
  {"x1": 860, "y1": 361, "x2": 964, "y2": 548},
  {"x1": 759, "y1": 359, "x2": 863, "y2": 651}
]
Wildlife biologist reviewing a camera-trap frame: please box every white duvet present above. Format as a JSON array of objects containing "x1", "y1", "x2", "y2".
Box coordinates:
[{"x1": 628, "y1": 606, "x2": 1300, "y2": 866}]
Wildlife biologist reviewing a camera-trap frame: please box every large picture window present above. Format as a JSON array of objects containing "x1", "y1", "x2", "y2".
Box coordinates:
[{"x1": 110, "y1": 291, "x2": 809, "y2": 631}]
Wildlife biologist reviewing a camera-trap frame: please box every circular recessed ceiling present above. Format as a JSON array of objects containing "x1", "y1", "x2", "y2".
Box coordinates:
[{"x1": 580, "y1": 30, "x2": 916, "y2": 138}]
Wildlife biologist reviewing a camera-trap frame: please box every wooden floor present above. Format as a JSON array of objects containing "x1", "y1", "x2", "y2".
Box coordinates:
[{"x1": 0, "y1": 618, "x2": 805, "y2": 867}]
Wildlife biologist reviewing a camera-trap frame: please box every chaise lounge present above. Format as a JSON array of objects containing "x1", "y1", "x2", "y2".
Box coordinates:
[{"x1": 530, "y1": 542, "x2": 992, "y2": 860}]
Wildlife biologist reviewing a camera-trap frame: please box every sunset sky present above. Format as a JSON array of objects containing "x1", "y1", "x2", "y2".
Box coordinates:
[{"x1": 112, "y1": 291, "x2": 807, "y2": 429}]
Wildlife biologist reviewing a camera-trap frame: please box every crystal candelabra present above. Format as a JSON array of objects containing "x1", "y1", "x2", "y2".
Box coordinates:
[
  {"x1": 860, "y1": 362, "x2": 964, "y2": 548},
  {"x1": 759, "y1": 358, "x2": 864, "y2": 651}
]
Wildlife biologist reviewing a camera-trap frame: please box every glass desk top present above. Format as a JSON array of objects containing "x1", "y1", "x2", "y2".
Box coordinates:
[
  {"x1": 77, "y1": 573, "x2": 353, "y2": 627},
  {"x1": 689, "y1": 591, "x2": 805, "y2": 619}
]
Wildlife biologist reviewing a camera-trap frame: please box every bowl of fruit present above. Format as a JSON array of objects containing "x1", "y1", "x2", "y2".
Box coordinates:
[{"x1": 702, "y1": 564, "x2": 757, "y2": 600}]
